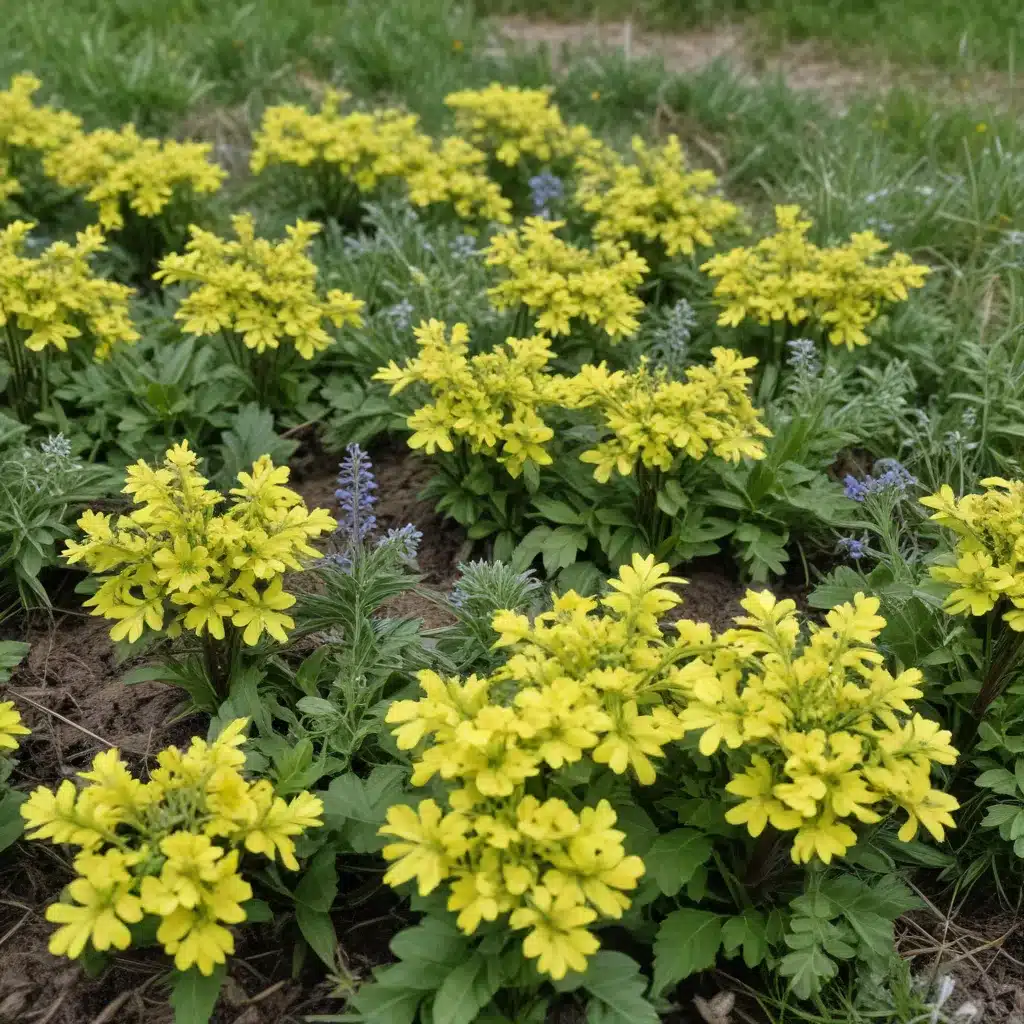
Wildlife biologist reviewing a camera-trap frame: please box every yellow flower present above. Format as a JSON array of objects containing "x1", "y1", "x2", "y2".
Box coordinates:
[
  {"x1": 0, "y1": 221, "x2": 138, "y2": 362},
  {"x1": 64, "y1": 444, "x2": 333, "y2": 646},
  {"x1": 236, "y1": 785, "x2": 323, "y2": 870},
  {"x1": 725, "y1": 756, "x2": 803, "y2": 835},
  {"x1": 575, "y1": 135, "x2": 741, "y2": 257},
  {"x1": 509, "y1": 885, "x2": 600, "y2": 980},
  {"x1": 155, "y1": 214, "x2": 364, "y2": 362},
  {"x1": 0, "y1": 700, "x2": 29, "y2": 752},
  {"x1": 380, "y1": 800, "x2": 469, "y2": 895},
  {"x1": 702, "y1": 204, "x2": 929, "y2": 348},
  {"x1": 789, "y1": 814, "x2": 858, "y2": 864},
  {"x1": 46, "y1": 851, "x2": 143, "y2": 958},
  {"x1": 485, "y1": 218, "x2": 648, "y2": 339},
  {"x1": 43, "y1": 124, "x2": 224, "y2": 230}
]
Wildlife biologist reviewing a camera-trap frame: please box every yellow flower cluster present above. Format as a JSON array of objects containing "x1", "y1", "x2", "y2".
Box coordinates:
[
  {"x1": 0, "y1": 220, "x2": 139, "y2": 359},
  {"x1": 43, "y1": 124, "x2": 225, "y2": 231},
  {"x1": 565, "y1": 349, "x2": 771, "y2": 482},
  {"x1": 0, "y1": 73, "x2": 82, "y2": 201},
  {"x1": 250, "y1": 89, "x2": 427, "y2": 186},
  {"x1": 701, "y1": 205, "x2": 929, "y2": 348},
  {"x1": 380, "y1": 555, "x2": 695, "y2": 978},
  {"x1": 444, "y1": 84, "x2": 596, "y2": 167},
  {"x1": 250, "y1": 90, "x2": 509, "y2": 223},
  {"x1": 21, "y1": 718, "x2": 322, "y2": 975},
  {"x1": 921, "y1": 478, "x2": 1024, "y2": 629},
  {"x1": 403, "y1": 135, "x2": 511, "y2": 224},
  {"x1": 155, "y1": 215, "x2": 364, "y2": 360},
  {"x1": 374, "y1": 319, "x2": 565, "y2": 478},
  {"x1": 575, "y1": 135, "x2": 741, "y2": 257},
  {"x1": 0, "y1": 700, "x2": 29, "y2": 753},
  {"x1": 485, "y1": 217, "x2": 648, "y2": 338},
  {"x1": 677, "y1": 590, "x2": 959, "y2": 863},
  {"x1": 379, "y1": 557, "x2": 959, "y2": 971},
  {"x1": 62, "y1": 441, "x2": 335, "y2": 645}
]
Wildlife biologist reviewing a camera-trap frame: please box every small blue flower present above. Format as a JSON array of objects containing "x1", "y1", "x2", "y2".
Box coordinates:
[
  {"x1": 451, "y1": 234, "x2": 478, "y2": 259},
  {"x1": 649, "y1": 299, "x2": 698, "y2": 372},
  {"x1": 838, "y1": 536, "x2": 867, "y2": 560},
  {"x1": 334, "y1": 443, "x2": 377, "y2": 546},
  {"x1": 386, "y1": 299, "x2": 415, "y2": 332},
  {"x1": 377, "y1": 523, "x2": 423, "y2": 563},
  {"x1": 528, "y1": 170, "x2": 564, "y2": 217},
  {"x1": 786, "y1": 338, "x2": 820, "y2": 376},
  {"x1": 843, "y1": 458, "x2": 917, "y2": 502},
  {"x1": 40, "y1": 433, "x2": 73, "y2": 459}
]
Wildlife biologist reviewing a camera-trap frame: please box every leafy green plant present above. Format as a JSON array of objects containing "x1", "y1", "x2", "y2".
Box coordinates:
[
  {"x1": 0, "y1": 433, "x2": 112, "y2": 612},
  {"x1": 0, "y1": 641, "x2": 30, "y2": 854}
]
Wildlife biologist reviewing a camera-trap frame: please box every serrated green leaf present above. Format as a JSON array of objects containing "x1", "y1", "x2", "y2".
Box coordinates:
[
  {"x1": 976, "y1": 769, "x2": 1019, "y2": 796},
  {"x1": 652, "y1": 909, "x2": 722, "y2": 996},
  {"x1": 779, "y1": 946, "x2": 837, "y2": 999},
  {"x1": 580, "y1": 952, "x2": 659, "y2": 1024},
  {"x1": 721, "y1": 910, "x2": 769, "y2": 969},
  {"x1": 644, "y1": 828, "x2": 714, "y2": 896}
]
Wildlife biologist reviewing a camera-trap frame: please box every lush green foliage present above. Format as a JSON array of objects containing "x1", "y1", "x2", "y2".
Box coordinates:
[{"x1": 2, "y1": 2, "x2": 1024, "y2": 1021}]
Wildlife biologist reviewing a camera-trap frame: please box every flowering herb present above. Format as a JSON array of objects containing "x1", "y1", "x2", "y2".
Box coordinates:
[
  {"x1": 702, "y1": 205, "x2": 929, "y2": 348},
  {"x1": 379, "y1": 555, "x2": 958, "y2": 979},
  {"x1": 527, "y1": 170, "x2": 564, "y2": 217},
  {"x1": 485, "y1": 218, "x2": 648, "y2": 339},
  {"x1": 21, "y1": 719, "x2": 322, "y2": 976},
  {"x1": 335, "y1": 442, "x2": 378, "y2": 547},
  {"x1": 843, "y1": 458, "x2": 917, "y2": 502}
]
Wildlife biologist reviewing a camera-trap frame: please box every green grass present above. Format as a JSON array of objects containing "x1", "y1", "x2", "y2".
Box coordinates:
[{"x1": 477, "y1": 0, "x2": 1024, "y2": 74}]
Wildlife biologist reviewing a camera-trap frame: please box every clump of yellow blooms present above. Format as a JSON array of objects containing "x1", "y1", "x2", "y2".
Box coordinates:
[
  {"x1": 921, "y1": 478, "x2": 1024, "y2": 629},
  {"x1": 374, "y1": 319, "x2": 566, "y2": 478},
  {"x1": 564, "y1": 349, "x2": 771, "y2": 482},
  {"x1": 250, "y1": 89, "x2": 428, "y2": 187},
  {"x1": 62, "y1": 441, "x2": 335, "y2": 646},
  {"x1": 701, "y1": 205, "x2": 929, "y2": 348},
  {"x1": 444, "y1": 84, "x2": 596, "y2": 167},
  {"x1": 677, "y1": 590, "x2": 959, "y2": 863},
  {"x1": 20, "y1": 718, "x2": 323, "y2": 975},
  {"x1": 0, "y1": 220, "x2": 139, "y2": 360},
  {"x1": 485, "y1": 218, "x2": 648, "y2": 338},
  {"x1": 378, "y1": 556, "x2": 959, "y2": 978},
  {"x1": 403, "y1": 135, "x2": 512, "y2": 225},
  {"x1": 380, "y1": 554, "x2": 688, "y2": 979},
  {"x1": 250, "y1": 90, "x2": 510, "y2": 224},
  {"x1": 0, "y1": 74, "x2": 82, "y2": 202},
  {"x1": 43, "y1": 124, "x2": 225, "y2": 231},
  {"x1": 0, "y1": 701, "x2": 30, "y2": 755},
  {"x1": 574, "y1": 135, "x2": 741, "y2": 258},
  {"x1": 155, "y1": 215, "x2": 365, "y2": 360}
]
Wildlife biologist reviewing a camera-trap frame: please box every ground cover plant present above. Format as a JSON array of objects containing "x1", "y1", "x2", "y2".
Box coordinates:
[{"x1": 1, "y1": 1, "x2": 1024, "y2": 1022}]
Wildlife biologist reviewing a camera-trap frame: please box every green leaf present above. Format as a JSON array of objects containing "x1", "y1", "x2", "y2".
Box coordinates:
[
  {"x1": 297, "y1": 906, "x2": 338, "y2": 969},
  {"x1": 644, "y1": 828, "x2": 714, "y2": 896},
  {"x1": 576, "y1": 952, "x2": 658, "y2": 1024},
  {"x1": 322, "y1": 766, "x2": 407, "y2": 852},
  {"x1": 0, "y1": 641, "x2": 30, "y2": 679},
  {"x1": 779, "y1": 946, "x2": 837, "y2": 999},
  {"x1": 652, "y1": 909, "x2": 722, "y2": 996},
  {"x1": 389, "y1": 917, "x2": 469, "y2": 968},
  {"x1": 976, "y1": 768, "x2": 1018, "y2": 796},
  {"x1": 721, "y1": 910, "x2": 769, "y2": 969},
  {"x1": 348, "y1": 981, "x2": 422, "y2": 1024},
  {"x1": 541, "y1": 525, "x2": 588, "y2": 574},
  {"x1": 0, "y1": 790, "x2": 25, "y2": 853},
  {"x1": 295, "y1": 848, "x2": 339, "y2": 912},
  {"x1": 169, "y1": 965, "x2": 225, "y2": 1024},
  {"x1": 983, "y1": 802, "x2": 1022, "y2": 828},
  {"x1": 532, "y1": 496, "x2": 585, "y2": 525},
  {"x1": 432, "y1": 954, "x2": 499, "y2": 1024}
]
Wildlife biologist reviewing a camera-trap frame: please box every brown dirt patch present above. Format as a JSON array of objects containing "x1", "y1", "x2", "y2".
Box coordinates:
[{"x1": 494, "y1": 17, "x2": 1016, "y2": 110}]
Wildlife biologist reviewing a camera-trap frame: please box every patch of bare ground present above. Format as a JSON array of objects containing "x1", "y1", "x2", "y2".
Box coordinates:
[{"x1": 494, "y1": 17, "x2": 1018, "y2": 110}]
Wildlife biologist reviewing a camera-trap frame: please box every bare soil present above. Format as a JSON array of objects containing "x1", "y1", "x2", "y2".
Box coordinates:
[{"x1": 494, "y1": 17, "x2": 1016, "y2": 111}]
